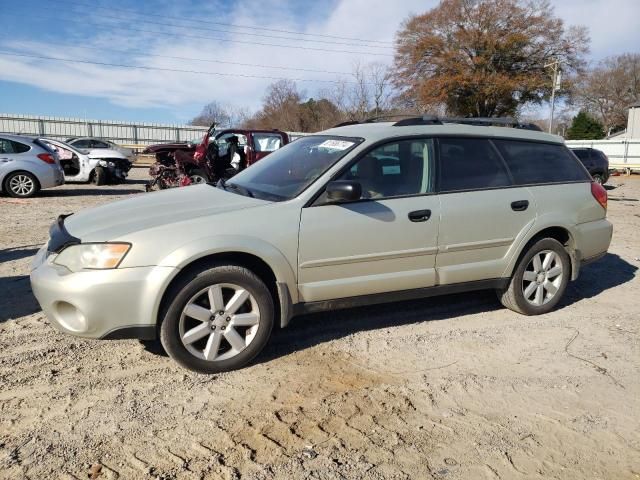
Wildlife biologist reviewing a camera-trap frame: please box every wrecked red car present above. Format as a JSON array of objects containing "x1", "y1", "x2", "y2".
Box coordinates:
[{"x1": 144, "y1": 125, "x2": 289, "y2": 190}]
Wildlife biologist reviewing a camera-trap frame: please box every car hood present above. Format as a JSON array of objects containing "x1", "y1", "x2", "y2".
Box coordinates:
[
  {"x1": 63, "y1": 185, "x2": 269, "y2": 241},
  {"x1": 86, "y1": 148, "x2": 129, "y2": 160}
]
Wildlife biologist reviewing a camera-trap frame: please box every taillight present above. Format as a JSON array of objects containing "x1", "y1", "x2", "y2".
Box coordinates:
[
  {"x1": 591, "y1": 181, "x2": 607, "y2": 210},
  {"x1": 37, "y1": 153, "x2": 56, "y2": 164}
]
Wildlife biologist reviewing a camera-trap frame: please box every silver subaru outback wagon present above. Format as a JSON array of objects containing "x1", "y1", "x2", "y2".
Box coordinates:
[{"x1": 30, "y1": 117, "x2": 613, "y2": 373}]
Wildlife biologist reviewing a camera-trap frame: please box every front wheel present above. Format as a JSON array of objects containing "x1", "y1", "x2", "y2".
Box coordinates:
[
  {"x1": 497, "y1": 238, "x2": 570, "y2": 315},
  {"x1": 160, "y1": 265, "x2": 274, "y2": 373},
  {"x1": 92, "y1": 166, "x2": 107, "y2": 186}
]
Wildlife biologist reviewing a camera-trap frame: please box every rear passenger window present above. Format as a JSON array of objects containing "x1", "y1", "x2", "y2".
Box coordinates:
[
  {"x1": 494, "y1": 140, "x2": 589, "y2": 184},
  {"x1": 438, "y1": 138, "x2": 511, "y2": 192}
]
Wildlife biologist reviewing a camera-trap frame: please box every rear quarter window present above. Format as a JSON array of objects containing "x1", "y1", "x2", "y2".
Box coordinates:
[
  {"x1": 494, "y1": 140, "x2": 589, "y2": 184},
  {"x1": 0, "y1": 138, "x2": 31, "y2": 154}
]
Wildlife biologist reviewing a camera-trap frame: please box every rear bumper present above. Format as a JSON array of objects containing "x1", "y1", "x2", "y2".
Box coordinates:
[
  {"x1": 30, "y1": 246, "x2": 176, "y2": 339},
  {"x1": 581, "y1": 251, "x2": 607, "y2": 266},
  {"x1": 574, "y1": 218, "x2": 613, "y2": 260},
  {"x1": 572, "y1": 218, "x2": 613, "y2": 278},
  {"x1": 39, "y1": 166, "x2": 65, "y2": 189}
]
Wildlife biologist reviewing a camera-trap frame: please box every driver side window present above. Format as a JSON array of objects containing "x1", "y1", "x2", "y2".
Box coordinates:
[{"x1": 339, "y1": 139, "x2": 434, "y2": 199}]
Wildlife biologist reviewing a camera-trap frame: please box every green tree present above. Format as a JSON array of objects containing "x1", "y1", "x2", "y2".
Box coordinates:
[{"x1": 566, "y1": 111, "x2": 605, "y2": 140}]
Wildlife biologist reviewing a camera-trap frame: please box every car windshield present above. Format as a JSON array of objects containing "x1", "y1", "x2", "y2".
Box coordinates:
[{"x1": 223, "y1": 135, "x2": 361, "y2": 201}]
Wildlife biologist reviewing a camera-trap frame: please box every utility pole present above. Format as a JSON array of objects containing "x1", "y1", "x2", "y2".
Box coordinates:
[{"x1": 545, "y1": 60, "x2": 562, "y2": 134}]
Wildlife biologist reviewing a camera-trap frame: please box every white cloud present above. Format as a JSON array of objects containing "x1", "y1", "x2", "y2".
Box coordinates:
[
  {"x1": 0, "y1": 0, "x2": 426, "y2": 116},
  {"x1": 551, "y1": 0, "x2": 640, "y2": 61},
  {"x1": 0, "y1": 0, "x2": 637, "y2": 119}
]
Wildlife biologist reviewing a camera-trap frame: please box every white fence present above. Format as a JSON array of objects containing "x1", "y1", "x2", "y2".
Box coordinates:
[
  {"x1": 0, "y1": 113, "x2": 311, "y2": 148},
  {"x1": 566, "y1": 139, "x2": 640, "y2": 171},
  {"x1": 0, "y1": 113, "x2": 208, "y2": 148}
]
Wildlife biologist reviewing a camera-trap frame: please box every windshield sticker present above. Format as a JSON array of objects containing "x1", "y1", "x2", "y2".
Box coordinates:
[{"x1": 318, "y1": 139, "x2": 354, "y2": 151}]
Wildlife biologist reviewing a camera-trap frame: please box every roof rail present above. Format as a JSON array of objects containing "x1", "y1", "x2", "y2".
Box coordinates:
[
  {"x1": 393, "y1": 115, "x2": 442, "y2": 126},
  {"x1": 392, "y1": 115, "x2": 542, "y2": 131},
  {"x1": 332, "y1": 120, "x2": 360, "y2": 128}
]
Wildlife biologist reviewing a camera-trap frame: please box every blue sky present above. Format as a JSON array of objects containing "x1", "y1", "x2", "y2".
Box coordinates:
[{"x1": 0, "y1": 0, "x2": 639, "y2": 124}]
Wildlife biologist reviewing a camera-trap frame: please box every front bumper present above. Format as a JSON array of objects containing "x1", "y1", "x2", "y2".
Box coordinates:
[{"x1": 30, "y1": 246, "x2": 177, "y2": 339}]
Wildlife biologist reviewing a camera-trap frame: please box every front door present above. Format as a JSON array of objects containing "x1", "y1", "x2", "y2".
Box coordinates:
[
  {"x1": 434, "y1": 137, "x2": 536, "y2": 284},
  {"x1": 250, "y1": 132, "x2": 286, "y2": 165},
  {"x1": 297, "y1": 138, "x2": 440, "y2": 303}
]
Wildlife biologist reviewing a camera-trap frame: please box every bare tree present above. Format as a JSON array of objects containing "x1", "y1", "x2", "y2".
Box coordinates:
[
  {"x1": 369, "y1": 62, "x2": 394, "y2": 117},
  {"x1": 190, "y1": 101, "x2": 232, "y2": 127},
  {"x1": 321, "y1": 62, "x2": 396, "y2": 121},
  {"x1": 575, "y1": 53, "x2": 640, "y2": 134},
  {"x1": 259, "y1": 79, "x2": 303, "y2": 131}
]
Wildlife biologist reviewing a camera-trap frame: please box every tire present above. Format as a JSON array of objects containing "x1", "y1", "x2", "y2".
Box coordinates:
[
  {"x1": 4, "y1": 171, "x2": 39, "y2": 198},
  {"x1": 189, "y1": 168, "x2": 208, "y2": 185},
  {"x1": 92, "y1": 167, "x2": 107, "y2": 186},
  {"x1": 592, "y1": 173, "x2": 604, "y2": 185},
  {"x1": 497, "y1": 238, "x2": 570, "y2": 315},
  {"x1": 160, "y1": 264, "x2": 274, "y2": 374}
]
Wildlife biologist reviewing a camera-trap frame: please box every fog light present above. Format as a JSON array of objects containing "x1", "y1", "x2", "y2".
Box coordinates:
[{"x1": 55, "y1": 301, "x2": 88, "y2": 332}]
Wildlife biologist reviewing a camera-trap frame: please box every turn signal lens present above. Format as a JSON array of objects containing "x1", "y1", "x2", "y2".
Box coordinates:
[{"x1": 590, "y1": 181, "x2": 607, "y2": 211}]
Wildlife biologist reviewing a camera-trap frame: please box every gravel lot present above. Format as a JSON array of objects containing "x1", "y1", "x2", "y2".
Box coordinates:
[{"x1": 1, "y1": 166, "x2": 639, "y2": 480}]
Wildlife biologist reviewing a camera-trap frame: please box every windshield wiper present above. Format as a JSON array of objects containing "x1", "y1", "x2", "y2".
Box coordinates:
[{"x1": 226, "y1": 182, "x2": 254, "y2": 198}]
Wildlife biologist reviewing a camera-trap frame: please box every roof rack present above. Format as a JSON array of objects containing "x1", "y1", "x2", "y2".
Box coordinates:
[
  {"x1": 332, "y1": 120, "x2": 361, "y2": 128},
  {"x1": 332, "y1": 114, "x2": 423, "y2": 128},
  {"x1": 393, "y1": 115, "x2": 542, "y2": 131},
  {"x1": 332, "y1": 115, "x2": 542, "y2": 131}
]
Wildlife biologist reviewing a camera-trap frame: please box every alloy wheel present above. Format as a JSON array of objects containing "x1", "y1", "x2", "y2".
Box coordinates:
[
  {"x1": 179, "y1": 283, "x2": 260, "y2": 362},
  {"x1": 9, "y1": 174, "x2": 35, "y2": 196},
  {"x1": 521, "y1": 249, "x2": 563, "y2": 306},
  {"x1": 190, "y1": 175, "x2": 207, "y2": 184}
]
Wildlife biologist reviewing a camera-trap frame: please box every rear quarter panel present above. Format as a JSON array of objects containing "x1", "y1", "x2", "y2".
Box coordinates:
[{"x1": 502, "y1": 181, "x2": 611, "y2": 277}]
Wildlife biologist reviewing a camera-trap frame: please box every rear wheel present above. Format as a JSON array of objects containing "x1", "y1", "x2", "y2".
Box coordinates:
[
  {"x1": 160, "y1": 265, "x2": 274, "y2": 373},
  {"x1": 497, "y1": 238, "x2": 570, "y2": 315},
  {"x1": 4, "y1": 171, "x2": 39, "y2": 198},
  {"x1": 592, "y1": 173, "x2": 604, "y2": 185}
]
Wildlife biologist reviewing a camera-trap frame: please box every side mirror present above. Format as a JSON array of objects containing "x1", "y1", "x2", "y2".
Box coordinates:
[{"x1": 326, "y1": 180, "x2": 362, "y2": 203}]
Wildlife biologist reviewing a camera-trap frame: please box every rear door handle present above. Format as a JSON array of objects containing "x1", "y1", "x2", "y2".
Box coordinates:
[
  {"x1": 511, "y1": 200, "x2": 529, "y2": 211},
  {"x1": 408, "y1": 209, "x2": 431, "y2": 222}
]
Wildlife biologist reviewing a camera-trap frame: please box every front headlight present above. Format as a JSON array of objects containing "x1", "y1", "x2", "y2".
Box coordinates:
[{"x1": 53, "y1": 243, "x2": 131, "y2": 272}]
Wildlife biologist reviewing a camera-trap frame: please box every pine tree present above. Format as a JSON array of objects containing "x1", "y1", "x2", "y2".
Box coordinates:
[{"x1": 566, "y1": 111, "x2": 605, "y2": 140}]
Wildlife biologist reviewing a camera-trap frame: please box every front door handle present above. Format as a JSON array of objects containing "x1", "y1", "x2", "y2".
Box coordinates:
[
  {"x1": 511, "y1": 200, "x2": 529, "y2": 211},
  {"x1": 408, "y1": 209, "x2": 431, "y2": 222}
]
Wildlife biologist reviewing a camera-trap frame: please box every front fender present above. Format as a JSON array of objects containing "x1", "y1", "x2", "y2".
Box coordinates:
[{"x1": 158, "y1": 234, "x2": 298, "y2": 302}]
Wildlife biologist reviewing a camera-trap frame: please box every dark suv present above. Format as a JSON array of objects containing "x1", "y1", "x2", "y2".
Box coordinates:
[{"x1": 570, "y1": 148, "x2": 609, "y2": 184}]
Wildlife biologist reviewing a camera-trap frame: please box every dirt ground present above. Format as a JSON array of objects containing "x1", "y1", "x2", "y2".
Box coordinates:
[{"x1": 1, "y1": 167, "x2": 639, "y2": 480}]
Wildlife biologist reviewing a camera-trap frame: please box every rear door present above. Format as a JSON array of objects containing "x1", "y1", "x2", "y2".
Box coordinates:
[
  {"x1": 435, "y1": 137, "x2": 537, "y2": 285},
  {"x1": 297, "y1": 138, "x2": 440, "y2": 302}
]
